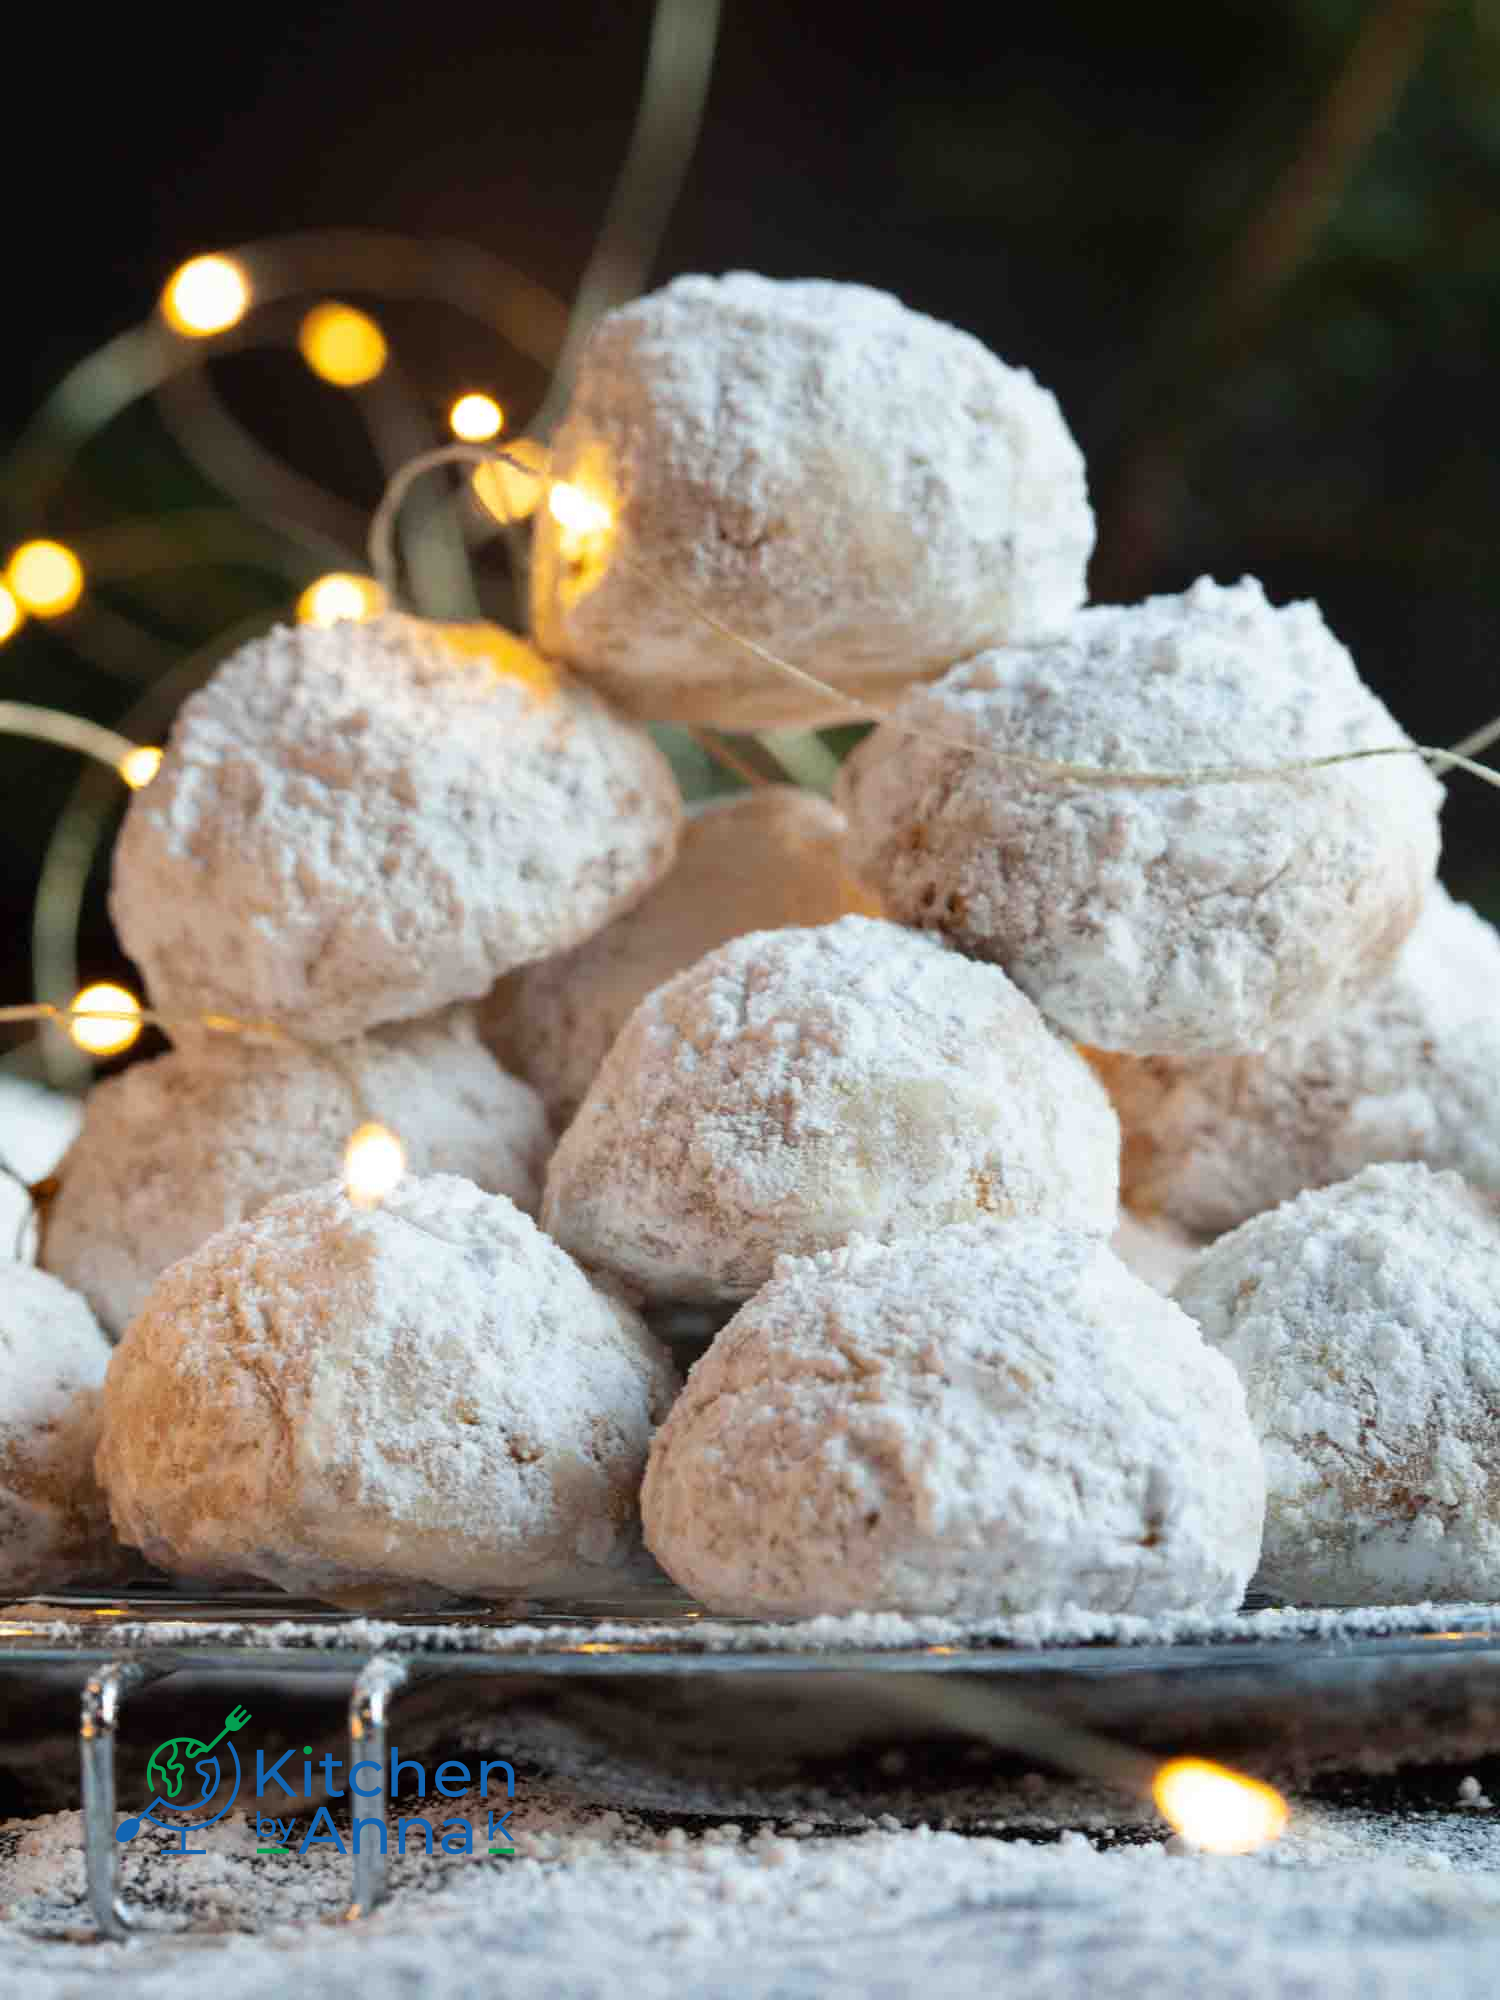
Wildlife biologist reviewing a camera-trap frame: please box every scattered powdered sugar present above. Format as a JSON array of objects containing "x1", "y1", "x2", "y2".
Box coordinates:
[
  {"x1": 0, "y1": 1261, "x2": 120, "y2": 1589},
  {"x1": 110, "y1": 614, "x2": 682, "y2": 1040},
  {"x1": 1175, "y1": 1163, "x2": 1500, "y2": 1605},
  {"x1": 837, "y1": 576, "x2": 1442, "y2": 1056},
  {"x1": 531, "y1": 271, "x2": 1093, "y2": 730},
  {"x1": 9, "y1": 1688, "x2": 1500, "y2": 1999},
  {"x1": 41, "y1": 1006, "x2": 552, "y2": 1337},
  {"x1": 544, "y1": 916, "x2": 1119, "y2": 1304},
  {"x1": 642, "y1": 1222, "x2": 1263, "y2": 1616},
  {"x1": 483, "y1": 787, "x2": 878, "y2": 1126},
  {"x1": 96, "y1": 1174, "x2": 679, "y2": 1604},
  {"x1": 1096, "y1": 885, "x2": 1500, "y2": 1235}
]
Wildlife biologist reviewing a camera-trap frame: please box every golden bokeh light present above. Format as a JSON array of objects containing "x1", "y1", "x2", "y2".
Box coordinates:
[
  {"x1": 548, "y1": 480, "x2": 614, "y2": 565},
  {"x1": 1152, "y1": 1759, "x2": 1289, "y2": 1855},
  {"x1": 548, "y1": 482, "x2": 613, "y2": 539},
  {"x1": 435, "y1": 622, "x2": 558, "y2": 699},
  {"x1": 344, "y1": 1122, "x2": 406, "y2": 1208},
  {"x1": 161, "y1": 254, "x2": 251, "y2": 337},
  {"x1": 0, "y1": 583, "x2": 21, "y2": 644},
  {"x1": 298, "y1": 303, "x2": 388, "y2": 387},
  {"x1": 118, "y1": 745, "x2": 164, "y2": 790},
  {"x1": 450, "y1": 393, "x2": 504, "y2": 442},
  {"x1": 68, "y1": 983, "x2": 143, "y2": 1058},
  {"x1": 473, "y1": 438, "x2": 548, "y2": 524},
  {"x1": 296, "y1": 574, "x2": 387, "y2": 628},
  {"x1": 6, "y1": 541, "x2": 84, "y2": 618}
]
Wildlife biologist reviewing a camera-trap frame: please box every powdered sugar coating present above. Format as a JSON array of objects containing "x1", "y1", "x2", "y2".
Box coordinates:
[
  {"x1": 837, "y1": 576, "x2": 1443, "y2": 1055},
  {"x1": 1174, "y1": 1163, "x2": 1500, "y2": 1605},
  {"x1": 1110, "y1": 1208, "x2": 1204, "y2": 1294},
  {"x1": 543, "y1": 915, "x2": 1119, "y2": 1304},
  {"x1": 1, "y1": 1262, "x2": 120, "y2": 1589},
  {"x1": 1095, "y1": 886, "x2": 1500, "y2": 1235},
  {"x1": 643, "y1": 1223, "x2": 1264, "y2": 1616},
  {"x1": 483, "y1": 787, "x2": 878, "y2": 1125},
  {"x1": 96, "y1": 1175, "x2": 680, "y2": 1605},
  {"x1": 110, "y1": 615, "x2": 682, "y2": 1040},
  {"x1": 41, "y1": 1007, "x2": 552, "y2": 1337},
  {"x1": 531, "y1": 273, "x2": 1093, "y2": 731}
]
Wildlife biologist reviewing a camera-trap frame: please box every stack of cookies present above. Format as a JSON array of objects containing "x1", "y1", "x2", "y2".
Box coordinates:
[{"x1": 6, "y1": 270, "x2": 1489, "y2": 1618}]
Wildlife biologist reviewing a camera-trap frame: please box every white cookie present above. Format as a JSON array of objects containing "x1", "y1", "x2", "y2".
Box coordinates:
[
  {"x1": 543, "y1": 915, "x2": 1118, "y2": 1304},
  {"x1": 96, "y1": 1175, "x2": 680, "y2": 1607},
  {"x1": 111, "y1": 615, "x2": 682, "y2": 1040},
  {"x1": 483, "y1": 787, "x2": 876, "y2": 1125},
  {"x1": 43, "y1": 1007, "x2": 552, "y2": 1336},
  {"x1": 1, "y1": 1261, "x2": 120, "y2": 1591},
  {"x1": 1096, "y1": 887, "x2": 1500, "y2": 1234},
  {"x1": 532, "y1": 273, "x2": 1092, "y2": 729},
  {"x1": 838, "y1": 577, "x2": 1442, "y2": 1056},
  {"x1": 644, "y1": 1223, "x2": 1264, "y2": 1617},
  {"x1": 1175, "y1": 1163, "x2": 1500, "y2": 1605}
]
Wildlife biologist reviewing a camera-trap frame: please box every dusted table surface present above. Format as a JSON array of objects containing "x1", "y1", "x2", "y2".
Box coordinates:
[{"x1": 4, "y1": 1658, "x2": 1500, "y2": 1999}]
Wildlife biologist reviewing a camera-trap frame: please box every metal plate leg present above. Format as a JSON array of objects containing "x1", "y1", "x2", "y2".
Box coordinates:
[
  {"x1": 79, "y1": 1660, "x2": 171, "y2": 1939},
  {"x1": 344, "y1": 1656, "x2": 410, "y2": 1921}
]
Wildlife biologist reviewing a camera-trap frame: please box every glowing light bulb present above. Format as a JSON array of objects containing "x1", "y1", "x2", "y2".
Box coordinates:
[
  {"x1": 344, "y1": 1122, "x2": 405, "y2": 1208},
  {"x1": 161, "y1": 254, "x2": 251, "y2": 336},
  {"x1": 548, "y1": 482, "x2": 613, "y2": 541},
  {"x1": 473, "y1": 438, "x2": 547, "y2": 524},
  {"x1": 7, "y1": 541, "x2": 84, "y2": 618},
  {"x1": 68, "y1": 983, "x2": 143, "y2": 1058},
  {"x1": 450, "y1": 394, "x2": 504, "y2": 442},
  {"x1": 118, "y1": 745, "x2": 164, "y2": 790},
  {"x1": 296, "y1": 574, "x2": 386, "y2": 628},
  {"x1": 1152, "y1": 1759, "x2": 1288, "y2": 1855},
  {"x1": 0, "y1": 583, "x2": 20, "y2": 644},
  {"x1": 298, "y1": 303, "x2": 388, "y2": 387}
]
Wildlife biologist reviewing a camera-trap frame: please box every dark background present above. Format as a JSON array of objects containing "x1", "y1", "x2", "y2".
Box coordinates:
[{"x1": 1, "y1": 0, "x2": 1497, "y2": 1032}]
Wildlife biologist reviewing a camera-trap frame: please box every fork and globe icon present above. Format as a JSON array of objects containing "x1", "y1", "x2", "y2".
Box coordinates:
[{"x1": 117, "y1": 1703, "x2": 253, "y2": 1855}]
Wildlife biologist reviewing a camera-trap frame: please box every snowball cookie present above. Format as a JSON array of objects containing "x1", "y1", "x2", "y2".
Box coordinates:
[
  {"x1": 96, "y1": 1175, "x2": 680, "y2": 1605},
  {"x1": 41, "y1": 1007, "x2": 552, "y2": 1338},
  {"x1": 543, "y1": 915, "x2": 1119, "y2": 1305},
  {"x1": 0, "y1": 1076, "x2": 81, "y2": 1259},
  {"x1": 1175, "y1": 1163, "x2": 1500, "y2": 1605},
  {"x1": 530, "y1": 273, "x2": 1093, "y2": 731},
  {"x1": 2, "y1": 1262, "x2": 121, "y2": 1590},
  {"x1": 1110, "y1": 1208, "x2": 1204, "y2": 1295},
  {"x1": 110, "y1": 614, "x2": 682, "y2": 1041},
  {"x1": 1093, "y1": 886, "x2": 1500, "y2": 1237},
  {"x1": 643, "y1": 1223, "x2": 1264, "y2": 1617},
  {"x1": 837, "y1": 577, "x2": 1443, "y2": 1057},
  {"x1": 483, "y1": 786, "x2": 879, "y2": 1125}
]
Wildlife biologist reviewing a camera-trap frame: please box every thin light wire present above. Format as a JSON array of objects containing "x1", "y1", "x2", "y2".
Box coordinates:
[
  {"x1": 29, "y1": 612, "x2": 281, "y2": 1086},
  {"x1": 2, "y1": 1001, "x2": 375, "y2": 1127},
  {"x1": 0, "y1": 703, "x2": 137, "y2": 772},
  {"x1": 607, "y1": 541, "x2": 1500, "y2": 796},
  {"x1": 368, "y1": 443, "x2": 532, "y2": 601},
  {"x1": 532, "y1": 0, "x2": 722, "y2": 439},
  {"x1": 375, "y1": 442, "x2": 1500, "y2": 799},
  {"x1": 357, "y1": 363, "x2": 480, "y2": 622},
  {"x1": 2, "y1": 231, "x2": 569, "y2": 525}
]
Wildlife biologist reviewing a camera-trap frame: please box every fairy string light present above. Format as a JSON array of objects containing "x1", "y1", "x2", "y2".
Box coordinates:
[
  {"x1": 369, "y1": 441, "x2": 1500, "y2": 802},
  {"x1": 0, "y1": 999, "x2": 407, "y2": 1211}
]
